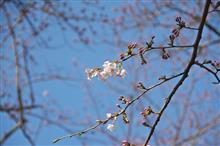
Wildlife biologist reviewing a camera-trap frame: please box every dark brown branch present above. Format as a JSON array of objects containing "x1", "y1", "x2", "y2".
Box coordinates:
[
  {"x1": 144, "y1": 0, "x2": 211, "y2": 145},
  {"x1": 205, "y1": 22, "x2": 220, "y2": 37}
]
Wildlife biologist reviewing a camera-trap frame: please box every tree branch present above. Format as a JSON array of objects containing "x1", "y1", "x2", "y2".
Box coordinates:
[
  {"x1": 144, "y1": 0, "x2": 211, "y2": 145},
  {"x1": 0, "y1": 121, "x2": 23, "y2": 145},
  {"x1": 52, "y1": 72, "x2": 184, "y2": 143},
  {"x1": 194, "y1": 61, "x2": 220, "y2": 84}
]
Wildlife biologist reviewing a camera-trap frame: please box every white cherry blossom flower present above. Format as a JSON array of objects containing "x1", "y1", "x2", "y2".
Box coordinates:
[
  {"x1": 106, "y1": 113, "x2": 112, "y2": 118},
  {"x1": 103, "y1": 61, "x2": 117, "y2": 76},
  {"x1": 107, "y1": 124, "x2": 115, "y2": 131},
  {"x1": 98, "y1": 71, "x2": 108, "y2": 80},
  {"x1": 120, "y1": 69, "x2": 126, "y2": 78},
  {"x1": 103, "y1": 61, "x2": 116, "y2": 68},
  {"x1": 116, "y1": 68, "x2": 126, "y2": 78},
  {"x1": 85, "y1": 68, "x2": 100, "y2": 80},
  {"x1": 85, "y1": 68, "x2": 94, "y2": 80},
  {"x1": 85, "y1": 60, "x2": 127, "y2": 80}
]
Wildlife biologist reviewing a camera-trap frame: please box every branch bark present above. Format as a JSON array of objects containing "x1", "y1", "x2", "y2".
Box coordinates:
[{"x1": 144, "y1": 0, "x2": 211, "y2": 145}]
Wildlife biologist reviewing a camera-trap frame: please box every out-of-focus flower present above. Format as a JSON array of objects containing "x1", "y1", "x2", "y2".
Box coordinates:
[
  {"x1": 106, "y1": 113, "x2": 112, "y2": 119},
  {"x1": 42, "y1": 90, "x2": 49, "y2": 97},
  {"x1": 107, "y1": 124, "x2": 115, "y2": 131}
]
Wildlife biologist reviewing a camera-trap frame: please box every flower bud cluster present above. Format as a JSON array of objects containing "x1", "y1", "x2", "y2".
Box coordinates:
[{"x1": 169, "y1": 17, "x2": 186, "y2": 46}]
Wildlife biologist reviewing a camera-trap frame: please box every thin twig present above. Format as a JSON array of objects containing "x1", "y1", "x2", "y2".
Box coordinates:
[
  {"x1": 0, "y1": 104, "x2": 42, "y2": 112},
  {"x1": 183, "y1": 26, "x2": 199, "y2": 30},
  {"x1": 194, "y1": 61, "x2": 220, "y2": 84},
  {"x1": 52, "y1": 72, "x2": 184, "y2": 143},
  {"x1": 121, "y1": 44, "x2": 193, "y2": 63}
]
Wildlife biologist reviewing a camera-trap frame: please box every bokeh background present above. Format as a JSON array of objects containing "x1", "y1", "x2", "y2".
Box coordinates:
[{"x1": 1, "y1": 0, "x2": 220, "y2": 145}]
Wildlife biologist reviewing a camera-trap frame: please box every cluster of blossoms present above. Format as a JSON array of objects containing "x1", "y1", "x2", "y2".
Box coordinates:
[
  {"x1": 85, "y1": 61, "x2": 126, "y2": 80},
  {"x1": 105, "y1": 96, "x2": 131, "y2": 131},
  {"x1": 42, "y1": 90, "x2": 49, "y2": 97}
]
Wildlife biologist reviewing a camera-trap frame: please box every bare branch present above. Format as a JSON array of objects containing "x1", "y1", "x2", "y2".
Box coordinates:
[
  {"x1": 194, "y1": 61, "x2": 220, "y2": 84},
  {"x1": 0, "y1": 121, "x2": 23, "y2": 145}
]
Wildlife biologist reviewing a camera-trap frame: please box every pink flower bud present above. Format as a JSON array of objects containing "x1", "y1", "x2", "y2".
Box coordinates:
[{"x1": 121, "y1": 140, "x2": 130, "y2": 146}]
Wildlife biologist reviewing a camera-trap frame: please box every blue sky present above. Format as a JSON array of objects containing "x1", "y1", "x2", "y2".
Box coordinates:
[{"x1": 1, "y1": 1, "x2": 220, "y2": 146}]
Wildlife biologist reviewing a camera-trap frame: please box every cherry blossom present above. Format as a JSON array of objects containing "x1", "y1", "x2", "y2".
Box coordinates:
[
  {"x1": 85, "y1": 60, "x2": 126, "y2": 80},
  {"x1": 98, "y1": 71, "x2": 109, "y2": 80},
  {"x1": 85, "y1": 68, "x2": 101, "y2": 80},
  {"x1": 102, "y1": 61, "x2": 117, "y2": 76},
  {"x1": 106, "y1": 113, "x2": 112, "y2": 119},
  {"x1": 116, "y1": 69, "x2": 126, "y2": 78},
  {"x1": 42, "y1": 90, "x2": 49, "y2": 97},
  {"x1": 106, "y1": 124, "x2": 115, "y2": 131}
]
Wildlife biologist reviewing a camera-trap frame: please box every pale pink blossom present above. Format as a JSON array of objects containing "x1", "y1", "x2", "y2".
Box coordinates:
[
  {"x1": 106, "y1": 113, "x2": 112, "y2": 118},
  {"x1": 98, "y1": 71, "x2": 108, "y2": 80},
  {"x1": 116, "y1": 69, "x2": 126, "y2": 78},
  {"x1": 103, "y1": 61, "x2": 117, "y2": 76},
  {"x1": 107, "y1": 124, "x2": 115, "y2": 131},
  {"x1": 85, "y1": 68, "x2": 100, "y2": 80},
  {"x1": 42, "y1": 90, "x2": 49, "y2": 97}
]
